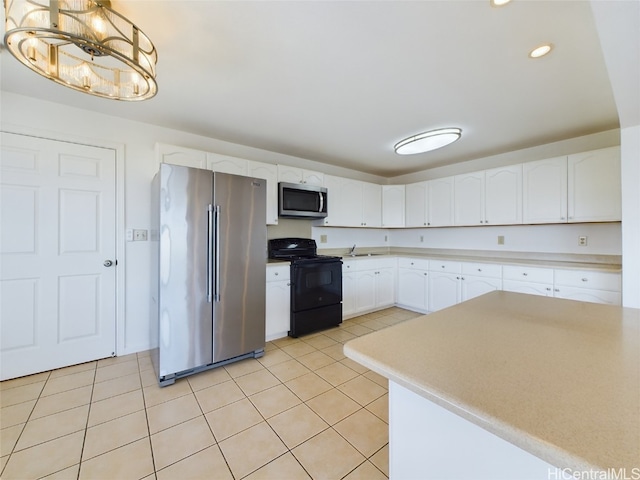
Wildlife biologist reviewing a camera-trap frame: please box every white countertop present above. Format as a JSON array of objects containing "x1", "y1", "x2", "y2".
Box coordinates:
[{"x1": 344, "y1": 291, "x2": 640, "y2": 471}]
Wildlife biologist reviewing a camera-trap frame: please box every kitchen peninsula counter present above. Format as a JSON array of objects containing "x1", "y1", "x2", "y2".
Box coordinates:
[{"x1": 344, "y1": 291, "x2": 639, "y2": 478}]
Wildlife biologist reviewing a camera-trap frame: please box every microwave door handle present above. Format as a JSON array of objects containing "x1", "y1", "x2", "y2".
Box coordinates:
[{"x1": 319, "y1": 191, "x2": 324, "y2": 213}]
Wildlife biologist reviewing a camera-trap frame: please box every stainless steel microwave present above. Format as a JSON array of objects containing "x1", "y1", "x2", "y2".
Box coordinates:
[{"x1": 278, "y1": 182, "x2": 328, "y2": 218}]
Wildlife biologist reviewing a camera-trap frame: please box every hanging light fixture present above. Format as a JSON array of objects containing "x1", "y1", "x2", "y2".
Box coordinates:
[
  {"x1": 394, "y1": 128, "x2": 462, "y2": 155},
  {"x1": 3, "y1": 0, "x2": 158, "y2": 101}
]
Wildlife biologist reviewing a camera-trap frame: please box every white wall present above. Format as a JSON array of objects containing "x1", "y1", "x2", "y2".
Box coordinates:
[{"x1": 620, "y1": 125, "x2": 640, "y2": 307}]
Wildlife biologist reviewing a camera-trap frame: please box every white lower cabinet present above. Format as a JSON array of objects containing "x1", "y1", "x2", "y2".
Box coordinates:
[
  {"x1": 428, "y1": 261, "x2": 462, "y2": 312},
  {"x1": 460, "y1": 263, "x2": 503, "y2": 301},
  {"x1": 266, "y1": 265, "x2": 290, "y2": 341},
  {"x1": 397, "y1": 268, "x2": 429, "y2": 312},
  {"x1": 347, "y1": 257, "x2": 397, "y2": 315},
  {"x1": 342, "y1": 265, "x2": 357, "y2": 318},
  {"x1": 502, "y1": 265, "x2": 554, "y2": 297},
  {"x1": 553, "y1": 268, "x2": 621, "y2": 305}
]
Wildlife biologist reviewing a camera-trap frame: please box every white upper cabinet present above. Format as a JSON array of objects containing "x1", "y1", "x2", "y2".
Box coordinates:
[
  {"x1": 207, "y1": 153, "x2": 248, "y2": 176},
  {"x1": 362, "y1": 182, "x2": 382, "y2": 227},
  {"x1": 320, "y1": 174, "x2": 347, "y2": 226},
  {"x1": 277, "y1": 165, "x2": 324, "y2": 186},
  {"x1": 428, "y1": 177, "x2": 455, "y2": 227},
  {"x1": 454, "y1": 165, "x2": 522, "y2": 226},
  {"x1": 454, "y1": 172, "x2": 484, "y2": 226},
  {"x1": 156, "y1": 143, "x2": 208, "y2": 169},
  {"x1": 405, "y1": 182, "x2": 428, "y2": 227},
  {"x1": 248, "y1": 161, "x2": 279, "y2": 225},
  {"x1": 322, "y1": 176, "x2": 381, "y2": 227},
  {"x1": 523, "y1": 156, "x2": 568, "y2": 224},
  {"x1": 568, "y1": 146, "x2": 621, "y2": 222},
  {"x1": 484, "y1": 165, "x2": 523, "y2": 225},
  {"x1": 382, "y1": 185, "x2": 405, "y2": 227}
]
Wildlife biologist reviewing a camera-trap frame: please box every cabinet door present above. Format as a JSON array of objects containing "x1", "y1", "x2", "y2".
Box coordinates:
[
  {"x1": 428, "y1": 272, "x2": 460, "y2": 312},
  {"x1": 303, "y1": 170, "x2": 324, "y2": 187},
  {"x1": 568, "y1": 147, "x2": 621, "y2": 222},
  {"x1": 553, "y1": 287, "x2": 621, "y2": 305},
  {"x1": 362, "y1": 182, "x2": 382, "y2": 227},
  {"x1": 277, "y1": 165, "x2": 303, "y2": 183},
  {"x1": 265, "y1": 280, "x2": 290, "y2": 340},
  {"x1": 355, "y1": 271, "x2": 377, "y2": 313},
  {"x1": 207, "y1": 153, "x2": 248, "y2": 175},
  {"x1": 156, "y1": 143, "x2": 208, "y2": 169},
  {"x1": 405, "y1": 182, "x2": 428, "y2": 227},
  {"x1": 376, "y1": 268, "x2": 396, "y2": 307},
  {"x1": 454, "y1": 172, "x2": 484, "y2": 226},
  {"x1": 382, "y1": 185, "x2": 405, "y2": 227},
  {"x1": 342, "y1": 178, "x2": 364, "y2": 226},
  {"x1": 522, "y1": 156, "x2": 567, "y2": 224},
  {"x1": 342, "y1": 271, "x2": 357, "y2": 318},
  {"x1": 484, "y1": 165, "x2": 522, "y2": 225},
  {"x1": 322, "y1": 175, "x2": 345, "y2": 226},
  {"x1": 428, "y1": 177, "x2": 455, "y2": 227},
  {"x1": 397, "y1": 268, "x2": 428, "y2": 312},
  {"x1": 248, "y1": 161, "x2": 278, "y2": 225},
  {"x1": 461, "y1": 276, "x2": 501, "y2": 302}
]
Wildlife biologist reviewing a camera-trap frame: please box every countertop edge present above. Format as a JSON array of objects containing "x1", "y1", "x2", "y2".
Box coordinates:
[{"x1": 343, "y1": 342, "x2": 603, "y2": 473}]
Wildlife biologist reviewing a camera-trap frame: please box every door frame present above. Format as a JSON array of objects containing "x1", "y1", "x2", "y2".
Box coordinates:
[{"x1": 1, "y1": 122, "x2": 126, "y2": 357}]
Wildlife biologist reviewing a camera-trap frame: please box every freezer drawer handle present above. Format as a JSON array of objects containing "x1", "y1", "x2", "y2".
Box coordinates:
[{"x1": 207, "y1": 204, "x2": 213, "y2": 303}]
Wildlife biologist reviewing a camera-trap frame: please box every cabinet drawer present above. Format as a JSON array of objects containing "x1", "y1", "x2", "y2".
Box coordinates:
[
  {"x1": 502, "y1": 265, "x2": 553, "y2": 284},
  {"x1": 554, "y1": 269, "x2": 621, "y2": 291},
  {"x1": 461, "y1": 262, "x2": 502, "y2": 278},
  {"x1": 266, "y1": 264, "x2": 290, "y2": 282},
  {"x1": 428, "y1": 260, "x2": 462, "y2": 274},
  {"x1": 398, "y1": 257, "x2": 429, "y2": 270}
]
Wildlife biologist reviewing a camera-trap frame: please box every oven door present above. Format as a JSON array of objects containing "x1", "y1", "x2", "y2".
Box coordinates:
[{"x1": 291, "y1": 261, "x2": 342, "y2": 312}]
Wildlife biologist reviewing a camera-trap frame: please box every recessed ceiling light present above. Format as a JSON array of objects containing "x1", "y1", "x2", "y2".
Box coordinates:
[
  {"x1": 529, "y1": 43, "x2": 553, "y2": 58},
  {"x1": 394, "y1": 128, "x2": 462, "y2": 155},
  {"x1": 490, "y1": 0, "x2": 512, "y2": 7}
]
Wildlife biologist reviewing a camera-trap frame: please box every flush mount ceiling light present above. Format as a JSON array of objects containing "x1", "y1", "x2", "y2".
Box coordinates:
[
  {"x1": 394, "y1": 128, "x2": 462, "y2": 155},
  {"x1": 490, "y1": 0, "x2": 512, "y2": 7},
  {"x1": 529, "y1": 43, "x2": 553, "y2": 59},
  {"x1": 3, "y1": 0, "x2": 158, "y2": 101}
]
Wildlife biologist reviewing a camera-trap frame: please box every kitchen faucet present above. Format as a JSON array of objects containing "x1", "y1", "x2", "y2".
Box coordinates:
[{"x1": 349, "y1": 244, "x2": 356, "y2": 256}]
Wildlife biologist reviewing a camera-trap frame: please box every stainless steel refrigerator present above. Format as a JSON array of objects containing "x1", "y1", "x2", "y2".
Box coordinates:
[{"x1": 151, "y1": 163, "x2": 266, "y2": 386}]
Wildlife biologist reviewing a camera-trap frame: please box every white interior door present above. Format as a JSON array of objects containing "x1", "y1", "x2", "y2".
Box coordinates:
[{"x1": 1, "y1": 132, "x2": 117, "y2": 380}]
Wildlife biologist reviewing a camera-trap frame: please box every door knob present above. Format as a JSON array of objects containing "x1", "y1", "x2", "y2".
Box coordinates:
[{"x1": 104, "y1": 260, "x2": 114, "y2": 267}]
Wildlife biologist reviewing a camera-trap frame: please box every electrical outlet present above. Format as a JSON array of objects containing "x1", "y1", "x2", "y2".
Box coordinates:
[
  {"x1": 578, "y1": 236, "x2": 588, "y2": 246},
  {"x1": 133, "y1": 229, "x2": 148, "y2": 241},
  {"x1": 320, "y1": 234, "x2": 327, "y2": 243},
  {"x1": 497, "y1": 235, "x2": 505, "y2": 245}
]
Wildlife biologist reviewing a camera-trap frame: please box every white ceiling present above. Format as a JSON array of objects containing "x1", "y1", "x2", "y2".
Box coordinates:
[{"x1": 0, "y1": 0, "x2": 620, "y2": 177}]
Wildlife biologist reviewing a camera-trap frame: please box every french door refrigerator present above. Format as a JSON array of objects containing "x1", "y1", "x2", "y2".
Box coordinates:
[{"x1": 151, "y1": 163, "x2": 266, "y2": 386}]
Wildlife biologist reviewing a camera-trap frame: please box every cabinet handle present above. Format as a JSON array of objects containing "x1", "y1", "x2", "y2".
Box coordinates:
[
  {"x1": 523, "y1": 273, "x2": 528, "y2": 276},
  {"x1": 287, "y1": 282, "x2": 291, "y2": 286},
  {"x1": 427, "y1": 222, "x2": 431, "y2": 226},
  {"x1": 546, "y1": 287, "x2": 551, "y2": 291},
  {"x1": 274, "y1": 272, "x2": 278, "y2": 276},
  {"x1": 441, "y1": 265, "x2": 445, "y2": 269},
  {"x1": 477, "y1": 268, "x2": 482, "y2": 272},
  {"x1": 561, "y1": 217, "x2": 565, "y2": 220},
  {"x1": 424, "y1": 272, "x2": 427, "y2": 276},
  {"x1": 581, "y1": 278, "x2": 588, "y2": 282},
  {"x1": 554, "y1": 288, "x2": 559, "y2": 292}
]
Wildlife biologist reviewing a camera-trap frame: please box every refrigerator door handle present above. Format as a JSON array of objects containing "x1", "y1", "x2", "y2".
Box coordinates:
[
  {"x1": 207, "y1": 204, "x2": 214, "y2": 302},
  {"x1": 319, "y1": 191, "x2": 324, "y2": 213},
  {"x1": 214, "y1": 205, "x2": 221, "y2": 302}
]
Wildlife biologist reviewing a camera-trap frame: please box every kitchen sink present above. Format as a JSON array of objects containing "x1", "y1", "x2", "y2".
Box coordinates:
[{"x1": 347, "y1": 253, "x2": 384, "y2": 257}]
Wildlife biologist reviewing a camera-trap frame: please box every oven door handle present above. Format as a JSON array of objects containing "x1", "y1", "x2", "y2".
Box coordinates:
[{"x1": 318, "y1": 191, "x2": 324, "y2": 213}]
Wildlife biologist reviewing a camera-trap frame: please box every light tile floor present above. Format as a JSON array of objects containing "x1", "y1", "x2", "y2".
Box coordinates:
[{"x1": 0, "y1": 307, "x2": 420, "y2": 480}]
